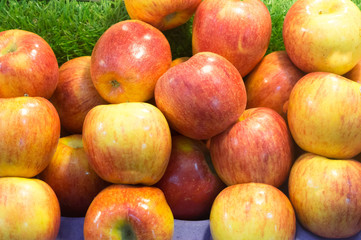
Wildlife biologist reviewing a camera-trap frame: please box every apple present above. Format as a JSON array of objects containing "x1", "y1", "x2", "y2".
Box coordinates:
[
  {"x1": 50, "y1": 56, "x2": 108, "y2": 134},
  {"x1": 287, "y1": 72, "x2": 361, "y2": 159},
  {"x1": 289, "y1": 153, "x2": 361, "y2": 238},
  {"x1": 91, "y1": 20, "x2": 172, "y2": 104},
  {"x1": 0, "y1": 29, "x2": 58, "y2": 98},
  {"x1": 0, "y1": 96, "x2": 60, "y2": 177},
  {"x1": 156, "y1": 135, "x2": 226, "y2": 220},
  {"x1": 283, "y1": 0, "x2": 361, "y2": 75},
  {"x1": 245, "y1": 51, "x2": 304, "y2": 119},
  {"x1": 210, "y1": 183, "x2": 296, "y2": 240},
  {"x1": 171, "y1": 57, "x2": 189, "y2": 68},
  {"x1": 124, "y1": 0, "x2": 202, "y2": 31},
  {"x1": 38, "y1": 134, "x2": 110, "y2": 217},
  {"x1": 210, "y1": 107, "x2": 294, "y2": 187},
  {"x1": 0, "y1": 177, "x2": 61, "y2": 240},
  {"x1": 344, "y1": 59, "x2": 361, "y2": 84},
  {"x1": 192, "y1": 0, "x2": 272, "y2": 77},
  {"x1": 155, "y1": 52, "x2": 247, "y2": 140},
  {"x1": 84, "y1": 184, "x2": 174, "y2": 240},
  {"x1": 82, "y1": 102, "x2": 172, "y2": 185}
]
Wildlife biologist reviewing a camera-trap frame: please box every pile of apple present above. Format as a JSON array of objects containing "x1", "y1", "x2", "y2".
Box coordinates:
[{"x1": 1, "y1": 0, "x2": 361, "y2": 239}]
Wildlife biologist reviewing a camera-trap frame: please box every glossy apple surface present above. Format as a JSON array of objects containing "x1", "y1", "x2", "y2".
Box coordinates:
[
  {"x1": 289, "y1": 153, "x2": 361, "y2": 238},
  {"x1": 51, "y1": 56, "x2": 107, "y2": 134},
  {"x1": 192, "y1": 0, "x2": 272, "y2": 76},
  {"x1": 156, "y1": 135, "x2": 226, "y2": 220},
  {"x1": 124, "y1": 0, "x2": 202, "y2": 31},
  {"x1": 0, "y1": 29, "x2": 58, "y2": 98},
  {"x1": 210, "y1": 183, "x2": 296, "y2": 240},
  {"x1": 155, "y1": 52, "x2": 247, "y2": 140},
  {"x1": 39, "y1": 134, "x2": 109, "y2": 217},
  {"x1": 283, "y1": 0, "x2": 361, "y2": 75},
  {"x1": 0, "y1": 177, "x2": 61, "y2": 240},
  {"x1": 245, "y1": 51, "x2": 304, "y2": 118},
  {"x1": 84, "y1": 185, "x2": 174, "y2": 240},
  {"x1": 82, "y1": 102, "x2": 171, "y2": 185},
  {"x1": 91, "y1": 20, "x2": 172, "y2": 103},
  {"x1": 0, "y1": 97, "x2": 60, "y2": 177},
  {"x1": 210, "y1": 107, "x2": 294, "y2": 187},
  {"x1": 287, "y1": 72, "x2": 361, "y2": 159},
  {"x1": 171, "y1": 57, "x2": 189, "y2": 67}
]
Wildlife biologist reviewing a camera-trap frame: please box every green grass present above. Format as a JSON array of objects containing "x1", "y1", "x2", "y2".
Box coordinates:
[{"x1": 0, "y1": 0, "x2": 361, "y2": 65}]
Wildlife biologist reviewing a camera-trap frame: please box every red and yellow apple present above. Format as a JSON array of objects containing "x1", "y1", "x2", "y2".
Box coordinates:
[
  {"x1": 287, "y1": 72, "x2": 361, "y2": 159},
  {"x1": 82, "y1": 102, "x2": 171, "y2": 185},
  {"x1": 210, "y1": 183, "x2": 296, "y2": 240},
  {"x1": 289, "y1": 153, "x2": 361, "y2": 238},
  {"x1": 155, "y1": 52, "x2": 247, "y2": 140},
  {"x1": 170, "y1": 57, "x2": 189, "y2": 68},
  {"x1": 39, "y1": 134, "x2": 109, "y2": 217},
  {"x1": 91, "y1": 20, "x2": 172, "y2": 103},
  {"x1": 0, "y1": 96, "x2": 60, "y2": 177},
  {"x1": 245, "y1": 51, "x2": 304, "y2": 118},
  {"x1": 0, "y1": 177, "x2": 61, "y2": 240},
  {"x1": 0, "y1": 29, "x2": 59, "y2": 98},
  {"x1": 283, "y1": 0, "x2": 361, "y2": 75},
  {"x1": 124, "y1": 0, "x2": 202, "y2": 31},
  {"x1": 50, "y1": 56, "x2": 107, "y2": 134},
  {"x1": 84, "y1": 185, "x2": 174, "y2": 240},
  {"x1": 210, "y1": 107, "x2": 294, "y2": 187},
  {"x1": 156, "y1": 135, "x2": 226, "y2": 220},
  {"x1": 192, "y1": 0, "x2": 272, "y2": 77}
]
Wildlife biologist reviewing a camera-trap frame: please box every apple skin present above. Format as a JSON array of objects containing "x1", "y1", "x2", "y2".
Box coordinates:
[
  {"x1": 0, "y1": 97, "x2": 60, "y2": 177},
  {"x1": 84, "y1": 184, "x2": 174, "y2": 240},
  {"x1": 82, "y1": 102, "x2": 172, "y2": 185},
  {"x1": 344, "y1": 59, "x2": 361, "y2": 84},
  {"x1": 0, "y1": 177, "x2": 61, "y2": 240},
  {"x1": 192, "y1": 0, "x2": 272, "y2": 77},
  {"x1": 283, "y1": 0, "x2": 361, "y2": 75},
  {"x1": 38, "y1": 134, "x2": 110, "y2": 217},
  {"x1": 156, "y1": 135, "x2": 226, "y2": 220},
  {"x1": 210, "y1": 183, "x2": 296, "y2": 240},
  {"x1": 170, "y1": 57, "x2": 189, "y2": 68},
  {"x1": 124, "y1": 0, "x2": 202, "y2": 31},
  {"x1": 245, "y1": 51, "x2": 304, "y2": 119},
  {"x1": 287, "y1": 72, "x2": 361, "y2": 159},
  {"x1": 0, "y1": 29, "x2": 58, "y2": 98},
  {"x1": 210, "y1": 107, "x2": 294, "y2": 187},
  {"x1": 91, "y1": 20, "x2": 172, "y2": 104},
  {"x1": 155, "y1": 52, "x2": 247, "y2": 140},
  {"x1": 50, "y1": 56, "x2": 107, "y2": 134},
  {"x1": 289, "y1": 153, "x2": 361, "y2": 238}
]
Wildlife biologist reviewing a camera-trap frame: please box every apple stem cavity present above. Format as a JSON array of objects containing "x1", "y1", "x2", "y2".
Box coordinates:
[
  {"x1": 115, "y1": 222, "x2": 136, "y2": 240},
  {"x1": 165, "y1": 12, "x2": 177, "y2": 23},
  {"x1": 110, "y1": 79, "x2": 121, "y2": 88}
]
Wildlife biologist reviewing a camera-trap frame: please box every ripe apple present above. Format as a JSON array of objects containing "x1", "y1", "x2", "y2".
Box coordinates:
[
  {"x1": 50, "y1": 56, "x2": 107, "y2": 134},
  {"x1": 0, "y1": 177, "x2": 61, "y2": 240},
  {"x1": 210, "y1": 183, "x2": 296, "y2": 240},
  {"x1": 91, "y1": 20, "x2": 172, "y2": 104},
  {"x1": 0, "y1": 29, "x2": 58, "y2": 98},
  {"x1": 210, "y1": 107, "x2": 294, "y2": 187},
  {"x1": 192, "y1": 0, "x2": 272, "y2": 77},
  {"x1": 39, "y1": 134, "x2": 110, "y2": 217},
  {"x1": 283, "y1": 0, "x2": 361, "y2": 75},
  {"x1": 245, "y1": 51, "x2": 304, "y2": 119},
  {"x1": 344, "y1": 59, "x2": 361, "y2": 84},
  {"x1": 155, "y1": 52, "x2": 247, "y2": 140},
  {"x1": 156, "y1": 135, "x2": 226, "y2": 220},
  {"x1": 289, "y1": 153, "x2": 361, "y2": 238},
  {"x1": 0, "y1": 96, "x2": 60, "y2": 177},
  {"x1": 287, "y1": 72, "x2": 361, "y2": 159},
  {"x1": 82, "y1": 102, "x2": 172, "y2": 185},
  {"x1": 124, "y1": 0, "x2": 202, "y2": 31},
  {"x1": 84, "y1": 184, "x2": 174, "y2": 240},
  {"x1": 171, "y1": 57, "x2": 189, "y2": 67}
]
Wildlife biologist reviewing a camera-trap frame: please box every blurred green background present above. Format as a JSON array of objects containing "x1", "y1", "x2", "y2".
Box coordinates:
[{"x1": 1, "y1": 0, "x2": 360, "y2": 66}]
